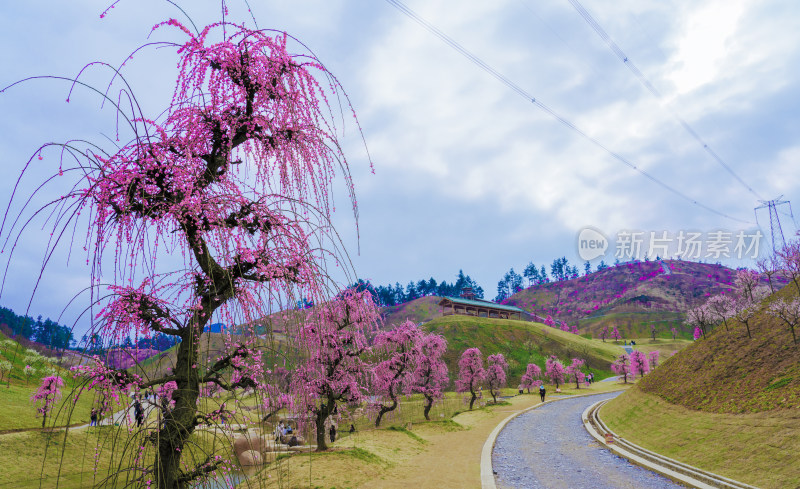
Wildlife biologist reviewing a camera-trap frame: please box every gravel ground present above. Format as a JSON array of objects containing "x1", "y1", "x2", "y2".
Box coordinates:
[{"x1": 492, "y1": 392, "x2": 684, "y2": 489}]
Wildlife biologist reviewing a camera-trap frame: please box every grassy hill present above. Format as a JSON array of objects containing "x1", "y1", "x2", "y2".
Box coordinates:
[
  {"x1": 632, "y1": 283, "x2": 800, "y2": 413},
  {"x1": 380, "y1": 295, "x2": 443, "y2": 327},
  {"x1": 421, "y1": 315, "x2": 624, "y2": 384},
  {"x1": 503, "y1": 260, "x2": 748, "y2": 339}
]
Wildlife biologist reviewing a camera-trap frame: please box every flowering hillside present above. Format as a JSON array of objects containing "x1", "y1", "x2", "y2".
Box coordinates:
[
  {"x1": 503, "y1": 260, "x2": 752, "y2": 339},
  {"x1": 635, "y1": 282, "x2": 800, "y2": 413}
]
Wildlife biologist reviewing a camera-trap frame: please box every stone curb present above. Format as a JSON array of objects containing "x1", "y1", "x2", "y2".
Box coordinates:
[
  {"x1": 480, "y1": 390, "x2": 619, "y2": 489},
  {"x1": 582, "y1": 399, "x2": 760, "y2": 489}
]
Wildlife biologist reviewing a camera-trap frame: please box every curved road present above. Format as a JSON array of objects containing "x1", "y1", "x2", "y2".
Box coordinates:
[{"x1": 492, "y1": 392, "x2": 683, "y2": 489}]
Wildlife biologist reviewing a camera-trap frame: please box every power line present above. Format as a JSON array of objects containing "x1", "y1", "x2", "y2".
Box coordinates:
[
  {"x1": 382, "y1": 0, "x2": 753, "y2": 225},
  {"x1": 562, "y1": 0, "x2": 764, "y2": 201}
]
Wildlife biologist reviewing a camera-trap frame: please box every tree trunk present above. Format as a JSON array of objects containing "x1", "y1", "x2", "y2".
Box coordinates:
[
  {"x1": 315, "y1": 405, "x2": 330, "y2": 451},
  {"x1": 469, "y1": 386, "x2": 477, "y2": 410},
  {"x1": 154, "y1": 329, "x2": 200, "y2": 488},
  {"x1": 423, "y1": 395, "x2": 433, "y2": 421},
  {"x1": 375, "y1": 395, "x2": 398, "y2": 427}
]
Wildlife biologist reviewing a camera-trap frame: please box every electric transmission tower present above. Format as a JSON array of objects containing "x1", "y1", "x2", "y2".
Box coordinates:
[{"x1": 754, "y1": 196, "x2": 795, "y2": 255}]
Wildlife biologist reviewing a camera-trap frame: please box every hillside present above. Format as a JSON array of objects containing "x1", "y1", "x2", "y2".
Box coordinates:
[
  {"x1": 421, "y1": 315, "x2": 624, "y2": 384},
  {"x1": 630, "y1": 282, "x2": 800, "y2": 413},
  {"x1": 380, "y1": 295, "x2": 444, "y2": 326},
  {"x1": 503, "y1": 260, "x2": 745, "y2": 339}
]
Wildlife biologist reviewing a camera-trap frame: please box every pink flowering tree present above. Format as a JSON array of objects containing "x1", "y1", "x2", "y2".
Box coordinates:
[
  {"x1": 372, "y1": 320, "x2": 424, "y2": 427},
  {"x1": 611, "y1": 354, "x2": 631, "y2": 383},
  {"x1": 777, "y1": 241, "x2": 800, "y2": 292},
  {"x1": 519, "y1": 363, "x2": 542, "y2": 393},
  {"x1": 566, "y1": 358, "x2": 585, "y2": 389},
  {"x1": 545, "y1": 355, "x2": 566, "y2": 389},
  {"x1": 600, "y1": 326, "x2": 608, "y2": 342},
  {"x1": 291, "y1": 290, "x2": 378, "y2": 450},
  {"x1": 31, "y1": 376, "x2": 65, "y2": 428},
  {"x1": 3, "y1": 14, "x2": 369, "y2": 488},
  {"x1": 648, "y1": 350, "x2": 660, "y2": 368},
  {"x1": 485, "y1": 353, "x2": 508, "y2": 403},
  {"x1": 670, "y1": 327, "x2": 678, "y2": 340},
  {"x1": 611, "y1": 326, "x2": 622, "y2": 342},
  {"x1": 456, "y1": 348, "x2": 486, "y2": 410},
  {"x1": 410, "y1": 332, "x2": 449, "y2": 420},
  {"x1": 630, "y1": 350, "x2": 650, "y2": 378}
]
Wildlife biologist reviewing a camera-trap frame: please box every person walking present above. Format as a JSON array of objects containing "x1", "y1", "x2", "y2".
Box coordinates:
[
  {"x1": 134, "y1": 398, "x2": 144, "y2": 427},
  {"x1": 329, "y1": 423, "x2": 337, "y2": 443},
  {"x1": 90, "y1": 408, "x2": 98, "y2": 427},
  {"x1": 539, "y1": 384, "x2": 546, "y2": 402}
]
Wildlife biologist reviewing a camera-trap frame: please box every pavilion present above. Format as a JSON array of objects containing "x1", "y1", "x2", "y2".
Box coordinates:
[{"x1": 438, "y1": 296, "x2": 525, "y2": 320}]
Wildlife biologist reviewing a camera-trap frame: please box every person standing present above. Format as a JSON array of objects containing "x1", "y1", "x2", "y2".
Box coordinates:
[
  {"x1": 329, "y1": 423, "x2": 337, "y2": 443},
  {"x1": 90, "y1": 408, "x2": 98, "y2": 427},
  {"x1": 539, "y1": 384, "x2": 546, "y2": 402}
]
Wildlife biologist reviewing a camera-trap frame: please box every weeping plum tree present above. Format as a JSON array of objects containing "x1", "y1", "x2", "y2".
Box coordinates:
[
  {"x1": 372, "y1": 320, "x2": 423, "y2": 427},
  {"x1": 485, "y1": 353, "x2": 508, "y2": 403},
  {"x1": 3, "y1": 15, "x2": 369, "y2": 488},
  {"x1": 629, "y1": 350, "x2": 650, "y2": 378},
  {"x1": 31, "y1": 375, "x2": 64, "y2": 429},
  {"x1": 456, "y1": 348, "x2": 485, "y2": 410},
  {"x1": 292, "y1": 290, "x2": 378, "y2": 450},
  {"x1": 611, "y1": 354, "x2": 631, "y2": 383},
  {"x1": 410, "y1": 331, "x2": 448, "y2": 420},
  {"x1": 545, "y1": 355, "x2": 566, "y2": 389},
  {"x1": 566, "y1": 358, "x2": 585, "y2": 389},
  {"x1": 520, "y1": 363, "x2": 542, "y2": 393}
]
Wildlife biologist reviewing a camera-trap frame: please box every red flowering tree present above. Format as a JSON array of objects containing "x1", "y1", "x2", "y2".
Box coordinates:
[
  {"x1": 4, "y1": 16, "x2": 368, "y2": 488},
  {"x1": 520, "y1": 363, "x2": 542, "y2": 393},
  {"x1": 485, "y1": 353, "x2": 508, "y2": 403},
  {"x1": 566, "y1": 358, "x2": 585, "y2": 389},
  {"x1": 410, "y1": 332, "x2": 449, "y2": 420},
  {"x1": 292, "y1": 290, "x2": 378, "y2": 449},
  {"x1": 31, "y1": 376, "x2": 64, "y2": 428},
  {"x1": 372, "y1": 320, "x2": 423, "y2": 427},
  {"x1": 456, "y1": 348, "x2": 485, "y2": 410},
  {"x1": 545, "y1": 355, "x2": 566, "y2": 389}
]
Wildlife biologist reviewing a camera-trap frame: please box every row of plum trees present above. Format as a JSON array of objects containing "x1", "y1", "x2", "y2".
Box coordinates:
[{"x1": 686, "y1": 243, "x2": 800, "y2": 344}]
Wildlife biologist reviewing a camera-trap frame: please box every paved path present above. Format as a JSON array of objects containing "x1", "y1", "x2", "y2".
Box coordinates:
[{"x1": 492, "y1": 392, "x2": 683, "y2": 489}]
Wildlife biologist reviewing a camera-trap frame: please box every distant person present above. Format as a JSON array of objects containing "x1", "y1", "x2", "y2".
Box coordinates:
[
  {"x1": 90, "y1": 408, "x2": 98, "y2": 427},
  {"x1": 329, "y1": 424, "x2": 337, "y2": 443},
  {"x1": 134, "y1": 400, "x2": 144, "y2": 427},
  {"x1": 349, "y1": 424, "x2": 355, "y2": 434},
  {"x1": 539, "y1": 384, "x2": 546, "y2": 402},
  {"x1": 631, "y1": 340, "x2": 636, "y2": 346}
]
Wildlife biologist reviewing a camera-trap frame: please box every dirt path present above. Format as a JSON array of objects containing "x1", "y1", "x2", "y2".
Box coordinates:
[{"x1": 357, "y1": 395, "x2": 544, "y2": 489}]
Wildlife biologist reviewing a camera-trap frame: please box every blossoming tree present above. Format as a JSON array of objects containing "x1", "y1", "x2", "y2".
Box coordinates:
[
  {"x1": 4, "y1": 15, "x2": 369, "y2": 488},
  {"x1": 520, "y1": 363, "x2": 542, "y2": 393},
  {"x1": 545, "y1": 355, "x2": 566, "y2": 389},
  {"x1": 485, "y1": 353, "x2": 508, "y2": 403},
  {"x1": 456, "y1": 348, "x2": 485, "y2": 410},
  {"x1": 410, "y1": 332, "x2": 449, "y2": 420},
  {"x1": 566, "y1": 358, "x2": 585, "y2": 389},
  {"x1": 31, "y1": 376, "x2": 65, "y2": 428},
  {"x1": 372, "y1": 320, "x2": 423, "y2": 427}
]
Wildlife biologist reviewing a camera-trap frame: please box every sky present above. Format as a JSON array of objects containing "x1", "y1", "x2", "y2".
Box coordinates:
[{"x1": 0, "y1": 0, "x2": 798, "y2": 336}]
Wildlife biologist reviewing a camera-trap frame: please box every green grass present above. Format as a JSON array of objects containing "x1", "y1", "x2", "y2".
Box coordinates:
[
  {"x1": 602, "y1": 388, "x2": 800, "y2": 489},
  {"x1": 423, "y1": 315, "x2": 622, "y2": 383}
]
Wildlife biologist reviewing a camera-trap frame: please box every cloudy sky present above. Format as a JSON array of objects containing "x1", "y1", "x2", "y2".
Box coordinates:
[{"x1": 1, "y1": 0, "x2": 798, "y2": 333}]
